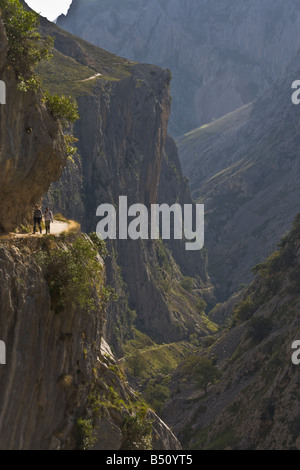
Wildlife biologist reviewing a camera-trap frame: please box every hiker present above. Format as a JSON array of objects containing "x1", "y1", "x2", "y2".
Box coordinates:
[
  {"x1": 44, "y1": 207, "x2": 54, "y2": 234},
  {"x1": 33, "y1": 204, "x2": 42, "y2": 234}
]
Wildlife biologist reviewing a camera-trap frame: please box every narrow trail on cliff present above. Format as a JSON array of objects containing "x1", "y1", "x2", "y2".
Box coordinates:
[
  {"x1": 79, "y1": 72, "x2": 102, "y2": 82},
  {"x1": 0, "y1": 219, "x2": 80, "y2": 240},
  {"x1": 44, "y1": 220, "x2": 69, "y2": 235}
]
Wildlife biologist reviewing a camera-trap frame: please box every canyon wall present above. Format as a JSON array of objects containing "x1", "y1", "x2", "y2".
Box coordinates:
[
  {"x1": 38, "y1": 18, "x2": 215, "y2": 348},
  {"x1": 0, "y1": 19, "x2": 66, "y2": 232}
]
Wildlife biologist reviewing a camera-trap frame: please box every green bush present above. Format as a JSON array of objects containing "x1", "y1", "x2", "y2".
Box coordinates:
[
  {"x1": 189, "y1": 333, "x2": 200, "y2": 346},
  {"x1": 232, "y1": 296, "x2": 257, "y2": 325},
  {"x1": 196, "y1": 298, "x2": 207, "y2": 314},
  {"x1": 252, "y1": 243, "x2": 295, "y2": 294},
  {"x1": 126, "y1": 350, "x2": 147, "y2": 378},
  {"x1": 38, "y1": 236, "x2": 114, "y2": 314},
  {"x1": 43, "y1": 93, "x2": 80, "y2": 156},
  {"x1": 43, "y1": 92, "x2": 79, "y2": 125},
  {"x1": 156, "y1": 239, "x2": 171, "y2": 272},
  {"x1": 89, "y1": 232, "x2": 109, "y2": 259},
  {"x1": 180, "y1": 276, "x2": 194, "y2": 292},
  {"x1": 64, "y1": 134, "x2": 79, "y2": 159},
  {"x1": 144, "y1": 381, "x2": 170, "y2": 415},
  {"x1": 121, "y1": 410, "x2": 153, "y2": 450},
  {"x1": 76, "y1": 418, "x2": 97, "y2": 450},
  {"x1": 252, "y1": 251, "x2": 282, "y2": 279}
]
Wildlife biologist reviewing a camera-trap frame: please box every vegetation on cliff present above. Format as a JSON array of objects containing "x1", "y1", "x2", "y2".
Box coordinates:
[
  {"x1": 36, "y1": 233, "x2": 115, "y2": 315},
  {"x1": 0, "y1": 0, "x2": 52, "y2": 74},
  {"x1": 0, "y1": 0, "x2": 79, "y2": 158}
]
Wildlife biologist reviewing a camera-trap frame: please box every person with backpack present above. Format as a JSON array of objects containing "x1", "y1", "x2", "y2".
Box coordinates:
[
  {"x1": 33, "y1": 204, "x2": 43, "y2": 234},
  {"x1": 44, "y1": 207, "x2": 54, "y2": 234}
]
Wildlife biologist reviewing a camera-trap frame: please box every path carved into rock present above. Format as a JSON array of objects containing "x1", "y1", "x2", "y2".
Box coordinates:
[{"x1": 0, "y1": 219, "x2": 80, "y2": 240}]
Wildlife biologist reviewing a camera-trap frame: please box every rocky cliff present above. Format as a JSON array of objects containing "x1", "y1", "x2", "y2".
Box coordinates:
[
  {"x1": 0, "y1": 18, "x2": 66, "y2": 232},
  {"x1": 0, "y1": 234, "x2": 180, "y2": 450},
  {"x1": 57, "y1": 0, "x2": 300, "y2": 136},
  {"x1": 163, "y1": 214, "x2": 300, "y2": 450},
  {"x1": 177, "y1": 51, "x2": 300, "y2": 300}
]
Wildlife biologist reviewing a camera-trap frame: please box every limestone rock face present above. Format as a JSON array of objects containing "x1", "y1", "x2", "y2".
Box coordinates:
[
  {"x1": 74, "y1": 66, "x2": 214, "y2": 344},
  {"x1": 0, "y1": 238, "x2": 181, "y2": 450},
  {"x1": 0, "y1": 20, "x2": 66, "y2": 233},
  {"x1": 58, "y1": 0, "x2": 300, "y2": 136},
  {"x1": 0, "y1": 12, "x2": 184, "y2": 450},
  {"x1": 0, "y1": 239, "x2": 101, "y2": 449}
]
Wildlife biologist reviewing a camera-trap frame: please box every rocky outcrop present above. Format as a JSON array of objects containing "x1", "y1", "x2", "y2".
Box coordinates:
[
  {"x1": 158, "y1": 135, "x2": 209, "y2": 281},
  {"x1": 0, "y1": 19, "x2": 66, "y2": 233},
  {"x1": 0, "y1": 236, "x2": 101, "y2": 449},
  {"x1": 75, "y1": 65, "x2": 213, "y2": 344},
  {"x1": 0, "y1": 235, "x2": 181, "y2": 450},
  {"x1": 58, "y1": 0, "x2": 300, "y2": 136}
]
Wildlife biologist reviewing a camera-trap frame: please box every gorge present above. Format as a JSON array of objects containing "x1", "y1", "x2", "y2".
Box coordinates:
[{"x1": 1, "y1": 0, "x2": 300, "y2": 451}]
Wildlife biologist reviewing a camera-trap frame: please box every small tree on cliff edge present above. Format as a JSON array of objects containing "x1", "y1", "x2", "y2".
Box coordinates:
[
  {"x1": 0, "y1": 0, "x2": 53, "y2": 75},
  {"x1": 0, "y1": 0, "x2": 80, "y2": 156}
]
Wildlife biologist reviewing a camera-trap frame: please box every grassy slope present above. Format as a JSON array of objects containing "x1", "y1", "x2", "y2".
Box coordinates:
[
  {"x1": 124, "y1": 329, "x2": 195, "y2": 380},
  {"x1": 37, "y1": 17, "x2": 134, "y2": 97},
  {"x1": 176, "y1": 103, "x2": 253, "y2": 198}
]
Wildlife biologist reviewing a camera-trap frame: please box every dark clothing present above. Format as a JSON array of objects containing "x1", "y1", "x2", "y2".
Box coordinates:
[
  {"x1": 33, "y1": 209, "x2": 42, "y2": 219},
  {"x1": 33, "y1": 208, "x2": 42, "y2": 234},
  {"x1": 33, "y1": 217, "x2": 42, "y2": 233}
]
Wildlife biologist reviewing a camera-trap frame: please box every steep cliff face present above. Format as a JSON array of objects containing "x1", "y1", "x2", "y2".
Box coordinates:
[
  {"x1": 0, "y1": 235, "x2": 181, "y2": 450},
  {"x1": 163, "y1": 215, "x2": 300, "y2": 450},
  {"x1": 0, "y1": 235, "x2": 103, "y2": 449},
  {"x1": 43, "y1": 153, "x2": 85, "y2": 225},
  {"x1": 158, "y1": 135, "x2": 209, "y2": 280},
  {"x1": 57, "y1": 0, "x2": 300, "y2": 136},
  {"x1": 0, "y1": 19, "x2": 66, "y2": 233},
  {"x1": 37, "y1": 18, "x2": 215, "y2": 348},
  {"x1": 74, "y1": 62, "x2": 215, "y2": 345}
]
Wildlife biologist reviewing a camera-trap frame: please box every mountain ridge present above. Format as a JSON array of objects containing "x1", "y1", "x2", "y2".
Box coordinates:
[
  {"x1": 177, "y1": 54, "x2": 300, "y2": 299},
  {"x1": 58, "y1": 0, "x2": 300, "y2": 136}
]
